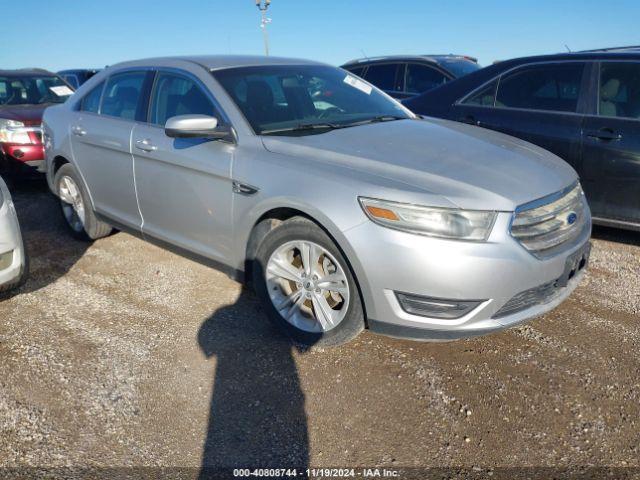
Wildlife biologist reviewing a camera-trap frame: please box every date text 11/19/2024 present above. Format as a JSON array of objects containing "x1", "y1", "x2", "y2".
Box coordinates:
[{"x1": 232, "y1": 467, "x2": 401, "y2": 477}]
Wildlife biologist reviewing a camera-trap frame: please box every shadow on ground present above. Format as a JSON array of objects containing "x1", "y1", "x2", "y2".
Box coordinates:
[
  {"x1": 0, "y1": 179, "x2": 90, "y2": 300},
  {"x1": 592, "y1": 224, "x2": 640, "y2": 247},
  {"x1": 197, "y1": 288, "x2": 312, "y2": 477}
]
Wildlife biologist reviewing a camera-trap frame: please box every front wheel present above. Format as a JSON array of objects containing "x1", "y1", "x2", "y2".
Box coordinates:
[
  {"x1": 253, "y1": 217, "x2": 365, "y2": 346},
  {"x1": 54, "y1": 164, "x2": 112, "y2": 241}
]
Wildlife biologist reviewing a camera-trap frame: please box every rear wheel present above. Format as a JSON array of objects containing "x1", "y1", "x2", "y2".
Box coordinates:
[
  {"x1": 253, "y1": 217, "x2": 364, "y2": 346},
  {"x1": 54, "y1": 164, "x2": 112, "y2": 241}
]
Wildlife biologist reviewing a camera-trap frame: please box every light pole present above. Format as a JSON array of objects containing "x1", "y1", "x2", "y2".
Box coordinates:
[{"x1": 255, "y1": 0, "x2": 272, "y2": 56}]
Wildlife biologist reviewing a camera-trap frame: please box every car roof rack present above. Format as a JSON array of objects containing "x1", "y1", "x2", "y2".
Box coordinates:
[{"x1": 578, "y1": 45, "x2": 640, "y2": 53}]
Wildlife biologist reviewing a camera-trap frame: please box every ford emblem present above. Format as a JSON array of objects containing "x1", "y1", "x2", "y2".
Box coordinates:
[{"x1": 567, "y1": 212, "x2": 578, "y2": 225}]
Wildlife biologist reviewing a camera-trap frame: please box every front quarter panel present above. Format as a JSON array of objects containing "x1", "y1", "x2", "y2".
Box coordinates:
[
  {"x1": 230, "y1": 144, "x2": 393, "y2": 311},
  {"x1": 43, "y1": 104, "x2": 75, "y2": 192}
]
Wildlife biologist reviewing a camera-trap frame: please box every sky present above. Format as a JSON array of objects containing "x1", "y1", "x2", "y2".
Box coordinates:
[{"x1": 2, "y1": 0, "x2": 639, "y2": 71}]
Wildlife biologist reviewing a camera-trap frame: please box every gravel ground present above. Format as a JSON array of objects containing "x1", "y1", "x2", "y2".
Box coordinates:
[{"x1": 0, "y1": 182, "x2": 639, "y2": 479}]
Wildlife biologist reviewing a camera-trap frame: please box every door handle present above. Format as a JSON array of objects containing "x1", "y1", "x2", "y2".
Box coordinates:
[
  {"x1": 71, "y1": 125, "x2": 86, "y2": 136},
  {"x1": 135, "y1": 139, "x2": 157, "y2": 152},
  {"x1": 461, "y1": 115, "x2": 481, "y2": 126},
  {"x1": 586, "y1": 128, "x2": 622, "y2": 141}
]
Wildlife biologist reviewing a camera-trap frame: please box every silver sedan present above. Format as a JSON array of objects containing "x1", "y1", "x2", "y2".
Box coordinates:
[
  {"x1": 0, "y1": 176, "x2": 27, "y2": 293},
  {"x1": 43, "y1": 56, "x2": 591, "y2": 346}
]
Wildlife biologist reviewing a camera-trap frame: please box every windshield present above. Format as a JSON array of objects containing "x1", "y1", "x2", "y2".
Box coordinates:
[
  {"x1": 0, "y1": 75, "x2": 74, "y2": 106},
  {"x1": 440, "y1": 58, "x2": 482, "y2": 77},
  {"x1": 213, "y1": 65, "x2": 413, "y2": 135}
]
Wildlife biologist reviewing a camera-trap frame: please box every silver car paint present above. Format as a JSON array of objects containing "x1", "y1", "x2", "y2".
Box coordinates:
[
  {"x1": 131, "y1": 121, "x2": 235, "y2": 263},
  {"x1": 70, "y1": 113, "x2": 143, "y2": 230},
  {"x1": 0, "y1": 177, "x2": 26, "y2": 289},
  {"x1": 43, "y1": 55, "x2": 590, "y2": 339}
]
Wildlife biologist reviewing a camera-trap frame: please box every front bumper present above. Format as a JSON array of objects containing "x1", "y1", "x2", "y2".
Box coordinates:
[
  {"x1": 0, "y1": 182, "x2": 26, "y2": 290},
  {"x1": 0, "y1": 142, "x2": 46, "y2": 177},
  {"x1": 343, "y1": 211, "x2": 591, "y2": 341}
]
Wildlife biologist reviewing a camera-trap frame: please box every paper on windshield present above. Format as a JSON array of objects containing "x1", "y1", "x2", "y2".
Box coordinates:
[
  {"x1": 343, "y1": 75, "x2": 372, "y2": 95},
  {"x1": 49, "y1": 85, "x2": 74, "y2": 96}
]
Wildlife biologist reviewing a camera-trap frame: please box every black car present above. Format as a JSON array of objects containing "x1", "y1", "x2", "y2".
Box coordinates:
[
  {"x1": 341, "y1": 55, "x2": 480, "y2": 100},
  {"x1": 57, "y1": 69, "x2": 100, "y2": 89},
  {"x1": 404, "y1": 50, "x2": 640, "y2": 231}
]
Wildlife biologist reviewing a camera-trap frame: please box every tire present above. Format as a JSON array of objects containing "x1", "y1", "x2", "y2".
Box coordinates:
[
  {"x1": 253, "y1": 216, "x2": 365, "y2": 347},
  {"x1": 0, "y1": 241, "x2": 28, "y2": 294},
  {"x1": 54, "y1": 164, "x2": 112, "y2": 241}
]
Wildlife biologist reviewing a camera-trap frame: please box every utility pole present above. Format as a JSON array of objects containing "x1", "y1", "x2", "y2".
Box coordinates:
[{"x1": 255, "y1": 0, "x2": 272, "y2": 56}]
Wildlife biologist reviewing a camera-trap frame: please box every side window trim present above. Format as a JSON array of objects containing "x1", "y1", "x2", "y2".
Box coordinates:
[
  {"x1": 147, "y1": 67, "x2": 231, "y2": 128},
  {"x1": 595, "y1": 61, "x2": 603, "y2": 117},
  {"x1": 457, "y1": 60, "x2": 589, "y2": 116},
  {"x1": 579, "y1": 61, "x2": 598, "y2": 116},
  {"x1": 137, "y1": 70, "x2": 156, "y2": 123},
  {"x1": 398, "y1": 63, "x2": 408, "y2": 92}
]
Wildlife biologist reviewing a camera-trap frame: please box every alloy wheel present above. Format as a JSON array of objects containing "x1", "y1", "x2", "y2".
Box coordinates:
[
  {"x1": 265, "y1": 240, "x2": 350, "y2": 333},
  {"x1": 58, "y1": 176, "x2": 86, "y2": 233}
]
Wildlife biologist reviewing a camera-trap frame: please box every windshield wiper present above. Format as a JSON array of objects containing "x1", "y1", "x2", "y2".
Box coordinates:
[
  {"x1": 261, "y1": 122, "x2": 345, "y2": 135},
  {"x1": 343, "y1": 115, "x2": 408, "y2": 127},
  {"x1": 260, "y1": 116, "x2": 407, "y2": 135}
]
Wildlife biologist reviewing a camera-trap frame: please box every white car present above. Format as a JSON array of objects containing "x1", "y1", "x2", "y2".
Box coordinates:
[{"x1": 0, "y1": 176, "x2": 27, "y2": 293}]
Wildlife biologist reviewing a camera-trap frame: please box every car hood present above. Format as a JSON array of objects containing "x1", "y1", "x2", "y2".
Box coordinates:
[
  {"x1": 260, "y1": 118, "x2": 578, "y2": 211},
  {"x1": 0, "y1": 104, "x2": 49, "y2": 125}
]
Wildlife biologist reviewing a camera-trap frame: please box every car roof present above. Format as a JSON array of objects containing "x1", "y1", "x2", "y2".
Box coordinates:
[
  {"x1": 578, "y1": 45, "x2": 640, "y2": 53},
  {"x1": 342, "y1": 54, "x2": 478, "y2": 67},
  {"x1": 109, "y1": 55, "x2": 327, "y2": 71},
  {"x1": 492, "y1": 50, "x2": 640, "y2": 66},
  {"x1": 58, "y1": 69, "x2": 101, "y2": 74},
  {"x1": 0, "y1": 68, "x2": 58, "y2": 77}
]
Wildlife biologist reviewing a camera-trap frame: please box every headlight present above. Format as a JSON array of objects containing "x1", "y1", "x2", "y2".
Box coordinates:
[
  {"x1": 359, "y1": 197, "x2": 497, "y2": 241},
  {"x1": 0, "y1": 119, "x2": 38, "y2": 144}
]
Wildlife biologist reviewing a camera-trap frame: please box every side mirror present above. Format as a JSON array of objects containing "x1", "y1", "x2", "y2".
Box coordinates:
[{"x1": 165, "y1": 114, "x2": 231, "y2": 140}]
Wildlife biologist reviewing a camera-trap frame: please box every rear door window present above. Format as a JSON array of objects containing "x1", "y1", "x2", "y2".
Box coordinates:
[
  {"x1": 597, "y1": 62, "x2": 640, "y2": 119},
  {"x1": 462, "y1": 80, "x2": 499, "y2": 107},
  {"x1": 405, "y1": 63, "x2": 449, "y2": 94},
  {"x1": 101, "y1": 72, "x2": 146, "y2": 120},
  {"x1": 362, "y1": 63, "x2": 400, "y2": 92},
  {"x1": 495, "y1": 63, "x2": 586, "y2": 113}
]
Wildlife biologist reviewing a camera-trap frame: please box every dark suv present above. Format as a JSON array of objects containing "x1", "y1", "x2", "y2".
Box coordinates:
[
  {"x1": 0, "y1": 69, "x2": 73, "y2": 178},
  {"x1": 341, "y1": 55, "x2": 480, "y2": 99},
  {"x1": 404, "y1": 50, "x2": 640, "y2": 231}
]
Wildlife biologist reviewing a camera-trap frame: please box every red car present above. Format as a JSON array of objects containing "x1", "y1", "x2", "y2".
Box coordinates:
[{"x1": 0, "y1": 69, "x2": 73, "y2": 178}]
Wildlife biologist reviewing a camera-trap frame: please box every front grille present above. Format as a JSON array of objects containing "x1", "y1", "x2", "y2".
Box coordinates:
[
  {"x1": 493, "y1": 280, "x2": 560, "y2": 318},
  {"x1": 511, "y1": 183, "x2": 587, "y2": 256}
]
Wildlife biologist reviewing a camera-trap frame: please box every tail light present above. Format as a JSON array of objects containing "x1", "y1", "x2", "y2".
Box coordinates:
[{"x1": 0, "y1": 119, "x2": 42, "y2": 145}]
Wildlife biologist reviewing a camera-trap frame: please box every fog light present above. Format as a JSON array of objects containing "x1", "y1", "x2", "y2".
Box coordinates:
[
  {"x1": 395, "y1": 292, "x2": 483, "y2": 319},
  {"x1": 0, "y1": 251, "x2": 13, "y2": 271}
]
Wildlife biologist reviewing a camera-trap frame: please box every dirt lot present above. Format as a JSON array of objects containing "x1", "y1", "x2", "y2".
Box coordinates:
[{"x1": 0, "y1": 182, "x2": 639, "y2": 479}]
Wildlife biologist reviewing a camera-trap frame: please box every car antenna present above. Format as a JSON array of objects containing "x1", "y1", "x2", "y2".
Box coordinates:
[
  {"x1": 360, "y1": 49, "x2": 369, "y2": 60},
  {"x1": 564, "y1": 44, "x2": 572, "y2": 52}
]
